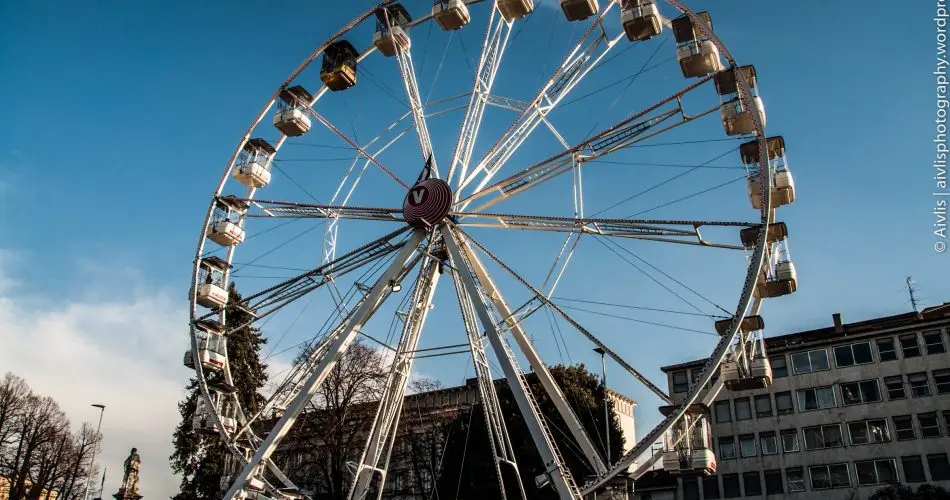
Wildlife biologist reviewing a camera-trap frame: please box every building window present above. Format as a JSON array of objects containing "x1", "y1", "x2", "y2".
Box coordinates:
[
  {"x1": 923, "y1": 330, "x2": 946, "y2": 354},
  {"x1": 734, "y1": 398, "x2": 752, "y2": 421},
  {"x1": 848, "y1": 419, "x2": 890, "y2": 445},
  {"x1": 683, "y1": 477, "x2": 700, "y2": 500},
  {"x1": 774, "y1": 391, "x2": 793, "y2": 415},
  {"x1": 718, "y1": 436, "x2": 736, "y2": 460},
  {"x1": 770, "y1": 355, "x2": 788, "y2": 378},
  {"x1": 786, "y1": 468, "x2": 805, "y2": 493},
  {"x1": 743, "y1": 472, "x2": 762, "y2": 496},
  {"x1": 714, "y1": 400, "x2": 731, "y2": 423},
  {"x1": 900, "y1": 333, "x2": 921, "y2": 358},
  {"x1": 803, "y1": 424, "x2": 844, "y2": 450},
  {"x1": 809, "y1": 463, "x2": 851, "y2": 490},
  {"x1": 933, "y1": 369, "x2": 950, "y2": 394},
  {"x1": 908, "y1": 372, "x2": 931, "y2": 397},
  {"x1": 834, "y1": 341, "x2": 873, "y2": 367},
  {"x1": 918, "y1": 412, "x2": 941, "y2": 438},
  {"x1": 764, "y1": 469, "x2": 784, "y2": 495},
  {"x1": 755, "y1": 395, "x2": 772, "y2": 418},
  {"x1": 797, "y1": 386, "x2": 836, "y2": 411},
  {"x1": 884, "y1": 375, "x2": 906, "y2": 400},
  {"x1": 876, "y1": 337, "x2": 898, "y2": 361},
  {"x1": 673, "y1": 370, "x2": 689, "y2": 393},
  {"x1": 702, "y1": 476, "x2": 720, "y2": 499},
  {"x1": 944, "y1": 410, "x2": 950, "y2": 436},
  {"x1": 927, "y1": 453, "x2": 950, "y2": 481},
  {"x1": 780, "y1": 429, "x2": 800, "y2": 453},
  {"x1": 760, "y1": 431, "x2": 778, "y2": 455},
  {"x1": 855, "y1": 459, "x2": 898, "y2": 486},
  {"x1": 738, "y1": 434, "x2": 756, "y2": 458},
  {"x1": 894, "y1": 415, "x2": 916, "y2": 440},
  {"x1": 902, "y1": 456, "x2": 927, "y2": 483},
  {"x1": 790, "y1": 349, "x2": 830, "y2": 374},
  {"x1": 722, "y1": 474, "x2": 741, "y2": 498},
  {"x1": 841, "y1": 379, "x2": 882, "y2": 405}
]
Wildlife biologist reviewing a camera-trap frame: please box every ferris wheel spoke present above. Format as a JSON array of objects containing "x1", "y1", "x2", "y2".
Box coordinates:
[
  {"x1": 454, "y1": 225, "x2": 673, "y2": 405},
  {"x1": 348, "y1": 245, "x2": 441, "y2": 499},
  {"x1": 222, "y1": 229, "x2": 426, "y2": 500},
  {"x1": 454, "y1": 212, "x2": 756, "y2": 249},
  {"x1": 242, "y1": 198, "x2": 404, "y2": 222},
  {"x1": 443, "y1": 227, "x2": 583, "y2": 498},
  {"x1": 393, "y1": 39, "x2": 439, "y2": 175},
  {"x1": 457, "y1": 74, "x2": 719, "y2": 213},
  {"x1": 455, "y1": 2, "x2": 623, "y2": 205},
  {"x1": 299, "y1": 100, "x2": 410, "y2": 190},
  {"x1": 446, "y1": 5, "x2": 514, "y2": 189}
]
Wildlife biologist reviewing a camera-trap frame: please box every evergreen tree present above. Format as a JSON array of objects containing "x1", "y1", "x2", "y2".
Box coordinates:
[{"x1": 171, "y1": 284, "x2": 267, "y2": 499}]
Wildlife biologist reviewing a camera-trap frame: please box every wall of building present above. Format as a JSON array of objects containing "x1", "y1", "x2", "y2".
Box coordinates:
[{"x1": 658, "y1": 313, "x2": 950, "y2": 500}]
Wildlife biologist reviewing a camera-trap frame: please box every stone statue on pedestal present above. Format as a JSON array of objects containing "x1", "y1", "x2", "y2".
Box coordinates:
[{"x1": 113, "y1": 448, "x2": 143, "y2": 500}]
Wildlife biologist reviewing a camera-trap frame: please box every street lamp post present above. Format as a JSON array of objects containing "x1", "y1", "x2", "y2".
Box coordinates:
[
  {"x1": 593, "y1": 347, "x2": 609, "y2": 464},
  {"x1": 83, "y1": 404, "x2": 106, "y2": 500}
]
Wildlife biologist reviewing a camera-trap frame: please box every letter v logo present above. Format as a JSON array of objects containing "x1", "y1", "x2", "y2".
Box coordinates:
[{"x1": 410, "y1": 187, "x2": 426, "y2": 205}]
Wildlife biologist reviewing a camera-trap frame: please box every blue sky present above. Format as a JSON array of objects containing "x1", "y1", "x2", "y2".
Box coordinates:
[{"x1": 1, "y1": 1, "x2": 947, "y2": 497}]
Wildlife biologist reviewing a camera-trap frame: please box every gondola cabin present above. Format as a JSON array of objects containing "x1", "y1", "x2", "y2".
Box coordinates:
[
  {"x1": 755, "y1": 260, "x2": 797, "y2": 298},
  {"x1": 741, "y1": 136, "x2": 795, "y2": 209},
  {"x1": 234, "y1": 138, "x2": 275, "y2": 189},
  {"x1": 725, "y1": 350, "x2": 773, "y2": 391},
  {"x1": 671, "y1": 12, "x2": 722, "y2": 78},
  {"x1": 660, "y1": 406, "x2": 716, "y2": 476},
  {"x1": 561, "y1": 0, "x2": 598, "y2": 21},
  {"x1": 273, "y1": 86, "x2": 313, "y2": 136},
  {"x1": 187, "y1": 319, "x2": 228, "y2": 372},
  {"x1": 206, "y1": 196, "x2": 247, "y2": 247},
  {"x1": 497, "y1": 0, "x2": 534, "y2": 21},
  {"x1": 714, "y1": 315, "x2": 764, "y2": 336},
  {"x1": 192, "y1": 396, "x2": 237, "y2": 435},
  {"x1": 374, "y1": 4, "x2": 412, "y2": 57},
  {"x1": 433, "y1": 0, "x2": 470, "y2": 31},
  {"x1": 321, "y1": 42, "x2": 359, "y2": 91},
  {"x1": 197, "y1": 256, "x2": 229, "y2": 309},
  {"x1": 715, "y1": 66, "x2": 766, "y2": 136},
  {"x1": 621, "y1": 0, "x2": 663, "y2": 41},
  {"x1": 739, "y1": 222, "x2": 788, "y2": 249}
]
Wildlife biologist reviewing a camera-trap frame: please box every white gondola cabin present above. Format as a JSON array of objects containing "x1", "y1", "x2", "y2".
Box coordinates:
[
  {"x1": 561, "y1": 0, "x2": 598, "y2": 21},
  {"x1": 321, "y1": 42, "x2": 359, "y2": 91},
  {"x1": 187, "y1": 319, "x2": 228, "y2": 372},
  {"x1": 724, "y1": 336, "x2": 774, "y2": 391},
  {"x1": 621, "y1": 0, "x2": 663, "y2": 41},
  {"x1": 742, "y1": 136, "x2": 795, "y2": 210},
  {"x1": 273, "y1": 86, "x2": 313, "y2": 136},
  {"x1": 739, "y1": 222, "x2": 788, "y2": 249},
  {"x1": 714, "y1": 315, "x2": 764, "y2": 336},
  {"x1": 197, "y1": 256, "x2": 229, "y2": 309},
  {"x1": 234, "y1": 138, "x2": 275, "y2": 189},
  {"x1": 374, "y1": 4, "x2": 412, "y2": 57},
  {"x1": 715, "y1": 66, "x2": 766, "y2": 136},
  {"x1": 193, "y1": 394, "x2": 237, "y2": 435},
  {"x1": 433, "y1": 0, "x2": 470, "y2": 31},
  {"x1": 661, "y1": 406, "x2": 716, "y2": 476},
  {"x1": 671, "y1": 12, "x2": 722, "y2": 78},
  {"x1": 756, "y1": 260, "x2": 797, "y2": 298},
  {"x1": 206, "y1": 196, "x2": 247, "y2": 247},
  {"x1": 498, "y1": 0, "x2": 535, "y2": 21}
]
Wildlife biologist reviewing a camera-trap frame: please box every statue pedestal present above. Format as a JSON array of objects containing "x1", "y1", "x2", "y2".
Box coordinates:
[{"x1": 113, "y1": 488, "x2": 143, "y2": 500}]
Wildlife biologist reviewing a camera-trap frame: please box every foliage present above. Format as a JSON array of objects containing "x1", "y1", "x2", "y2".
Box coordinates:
[
  {"x1": 0, "y1": 372, "x2": 100, "y2": 500},
  {"x1": 871, "y1": 485, "x2": 950, "y2": 500},
  {"x1": 170, "y1": 284, "x2": 267, "y2": 499}
]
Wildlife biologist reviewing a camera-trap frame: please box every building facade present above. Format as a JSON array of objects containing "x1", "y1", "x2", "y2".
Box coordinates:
[{"x1": 654, "y1": 304, "x2": 950, "y2": 500}]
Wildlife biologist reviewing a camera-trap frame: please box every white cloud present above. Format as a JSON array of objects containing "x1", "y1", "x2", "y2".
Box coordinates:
[{"x1": 0, "y1": 251, "x2": 190, "y2": 499}]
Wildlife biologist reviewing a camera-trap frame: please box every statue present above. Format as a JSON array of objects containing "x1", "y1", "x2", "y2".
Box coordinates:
[{"x1": 113, "y1": 448, "x2": 143, "y2": 500}]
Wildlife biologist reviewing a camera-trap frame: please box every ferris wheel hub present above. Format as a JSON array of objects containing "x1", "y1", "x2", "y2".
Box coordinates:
[{"x1": 402, "y1": 178, "x2": 452, "y2": 228}]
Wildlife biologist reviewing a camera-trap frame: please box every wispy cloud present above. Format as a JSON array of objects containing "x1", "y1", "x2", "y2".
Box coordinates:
[{"x1": 0, "y1": 250, "x2": 189, "y2": 498}]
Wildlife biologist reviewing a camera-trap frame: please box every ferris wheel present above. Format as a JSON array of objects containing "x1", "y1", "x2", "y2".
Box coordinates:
[{"x1": 186, "y1": 0, "x2": 798, "y2": 498}]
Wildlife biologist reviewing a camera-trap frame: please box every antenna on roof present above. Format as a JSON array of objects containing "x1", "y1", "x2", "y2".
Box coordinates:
[{"x1": 905, "y1": 276, "x2": 920, "y2": 313}]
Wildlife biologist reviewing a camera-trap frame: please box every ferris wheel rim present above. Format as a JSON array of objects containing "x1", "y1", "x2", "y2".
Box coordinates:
[{"x1": 185, "y1": 1, "x2": 783, "y2": 497}]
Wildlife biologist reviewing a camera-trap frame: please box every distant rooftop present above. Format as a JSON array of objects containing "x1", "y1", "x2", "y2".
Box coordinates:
[{"x1": 660, "y1": 302, "x2": 950, "y2": 373}]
